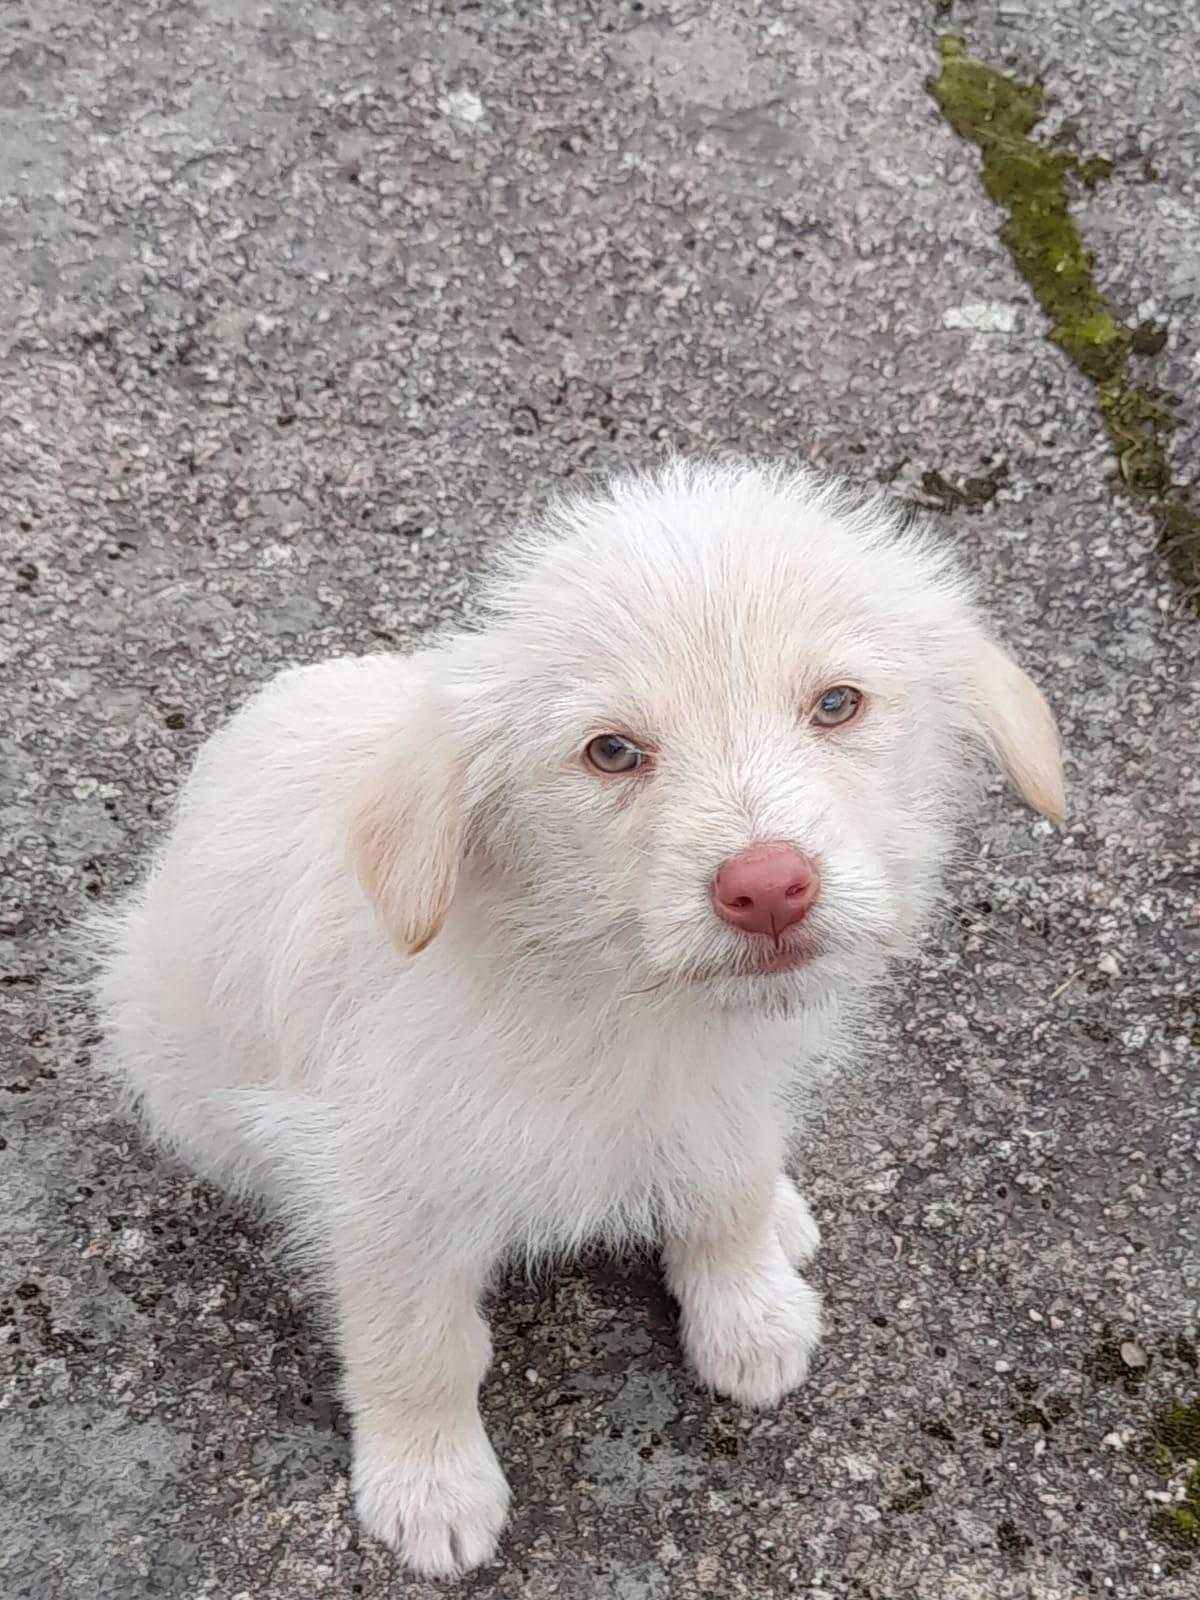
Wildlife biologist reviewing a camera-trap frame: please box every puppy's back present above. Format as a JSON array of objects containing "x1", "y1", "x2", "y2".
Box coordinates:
[{"x1": 89, "y1": 653, "x2": 418, "y2": 1185}]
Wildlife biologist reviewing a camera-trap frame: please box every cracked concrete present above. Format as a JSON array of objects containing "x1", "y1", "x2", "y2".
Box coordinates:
[{"x1": 1, "y1": 2, "x2": 1197, "y2": 1597}]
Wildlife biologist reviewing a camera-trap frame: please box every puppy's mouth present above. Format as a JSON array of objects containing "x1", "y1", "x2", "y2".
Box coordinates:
[
  {"x1": 627, "y1": 918, "x2": 838, "y2": 998},
  {"x1": 665, "y1": 931, "x2": 828, "y2": 988},
  {"x1": 734, "y1": 930, "x2": 826, "y2": 978}
]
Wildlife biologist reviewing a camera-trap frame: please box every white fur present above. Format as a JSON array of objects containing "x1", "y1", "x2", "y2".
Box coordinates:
[{"x1": 88, "y1": 460, "x2": 1063, "y2": 1576}]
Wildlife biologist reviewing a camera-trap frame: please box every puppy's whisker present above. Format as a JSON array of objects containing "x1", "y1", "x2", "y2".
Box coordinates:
[{"x1": 620, "y1": 977, "x2": 670, "y2": 999}]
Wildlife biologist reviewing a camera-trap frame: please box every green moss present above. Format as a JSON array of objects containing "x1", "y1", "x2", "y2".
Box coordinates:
[
  {"x1": 928, "y1": 35, "x2": 1127, "y2": 383},
  {"x1": 1099, "y1": 382, "x2": 1175, "y2": 498},
  {"x1": 928, "y1": 34, "x2": 1200, "y2": 613},
  {"x1": 1154, "y1": 1398, "x2": 1200, "y2": 1460},
  {"x1": 1146, "y1": 1397, "x2": 1200, "y2": 1556},
  {"x1": 1155, "y1": 498, "x2": 1200, "y2": 603},
  {"x1": 1152, "y1": 1503, "x2": 1200, "y2": 1553}
]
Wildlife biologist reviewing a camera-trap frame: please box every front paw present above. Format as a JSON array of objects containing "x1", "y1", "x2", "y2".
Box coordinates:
[
  {"x1": 352, "y1": 1419, "x2": 510, "y2": 1577},
  {"x1": 680, "y1": 1262, "x2": 822, "y2": 1408},
  {"x1": 773, "y1": 1172, "x2": 821, "y2": 1269}
]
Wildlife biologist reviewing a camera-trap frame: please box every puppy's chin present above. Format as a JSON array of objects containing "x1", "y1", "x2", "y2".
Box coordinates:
[
  {"x1": 705, "y1": 953, "x2": 852, "y2": 1015},
  {"x1": 632, "y1": 946, "x2": 838, "y2": 1017},
  {"x1": 633, "y1": 915, "x2": 897, "y2": 1017}
]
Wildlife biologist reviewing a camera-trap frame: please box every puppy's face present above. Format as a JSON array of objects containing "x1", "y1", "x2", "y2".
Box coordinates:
[{"x1": 354, "y1": 465, "x2": 1063, "y2": 1014}]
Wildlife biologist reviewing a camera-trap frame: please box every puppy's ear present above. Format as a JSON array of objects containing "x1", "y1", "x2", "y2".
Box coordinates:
[
  {"x1": 969, "y1": 635, "x2": 1066, "y2": 824},
  {"x1": 347, "y1": 688, "x2": 466, "y2": 956}
]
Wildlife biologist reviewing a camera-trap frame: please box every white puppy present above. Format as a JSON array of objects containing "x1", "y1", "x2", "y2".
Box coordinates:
[{"x1": 91, "y1": 460, "x2": 1063, "y2": 1577}]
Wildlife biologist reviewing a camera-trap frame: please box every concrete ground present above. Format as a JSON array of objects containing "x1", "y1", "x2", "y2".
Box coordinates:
[{"x1": 2, "y1": 2, "x2": 1198, "y2": 1596}]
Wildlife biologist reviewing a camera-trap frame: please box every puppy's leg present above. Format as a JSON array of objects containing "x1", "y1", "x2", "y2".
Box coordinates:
[
  {"x1": 664, "y1": 1174, "x2": 822, "y2": 1408},
  {"x1": 772, "y1": 1170, "x2": 821, "y2": 1269},
  {"x1": 334, "y1": 1242, "x2": 509, "y2": 1578}
]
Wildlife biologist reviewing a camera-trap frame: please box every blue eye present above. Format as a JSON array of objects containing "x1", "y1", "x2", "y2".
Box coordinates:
[
  {"x1": 586, "y1": 734, "x2": 644, "y2": 774},
  {"x1": 812, "y1": 686, "x2": 863, "y2": 728}
]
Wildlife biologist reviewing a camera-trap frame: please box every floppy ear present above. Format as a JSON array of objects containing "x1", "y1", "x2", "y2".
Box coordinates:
[
  {"x1": 969, "y1": 635, "x2": 1066, "y2": 824},
  {"x1": 347, "y1": 688, "x2": 466, "y2": 956}
]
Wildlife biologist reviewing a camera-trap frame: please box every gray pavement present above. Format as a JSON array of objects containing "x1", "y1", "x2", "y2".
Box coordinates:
[{"x1": 2, "y1": 2, "x2": 1198, "y2": 1597}]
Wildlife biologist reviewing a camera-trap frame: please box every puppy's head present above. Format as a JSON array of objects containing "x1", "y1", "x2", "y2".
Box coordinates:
[{"x1": 352, "y1": 462, "x2": 1063, "y2": 1012}]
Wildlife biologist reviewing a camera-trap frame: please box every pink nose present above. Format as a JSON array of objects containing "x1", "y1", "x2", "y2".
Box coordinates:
[{"x1": 712, "y1": 845, "x2": 821, "y2": 936}]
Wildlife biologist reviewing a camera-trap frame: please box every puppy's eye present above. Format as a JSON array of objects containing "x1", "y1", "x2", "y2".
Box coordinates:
[
  {"x1": 585, "y1": 734, "x2": 644, "y2": 774},
  {"x1": 811, "y1": 685, "x2": 863, "y2": 728}
]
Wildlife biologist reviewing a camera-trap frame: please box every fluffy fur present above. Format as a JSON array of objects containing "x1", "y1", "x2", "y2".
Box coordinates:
[{"x1": 89, "y1": 460, "x2": 1063, "y2": 1576}]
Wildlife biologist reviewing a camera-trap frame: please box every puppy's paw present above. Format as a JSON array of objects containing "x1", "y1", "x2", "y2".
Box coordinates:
[
  {"x1": 773, "y1": 1172, "x2": 821, "y2": 1269},
  {"x1": 682, "y1": 1263, "x2": 822, "y2": 1408},
  {"x1": 352, "y1": 1421, "x2": 510, "y2": 1577}
]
